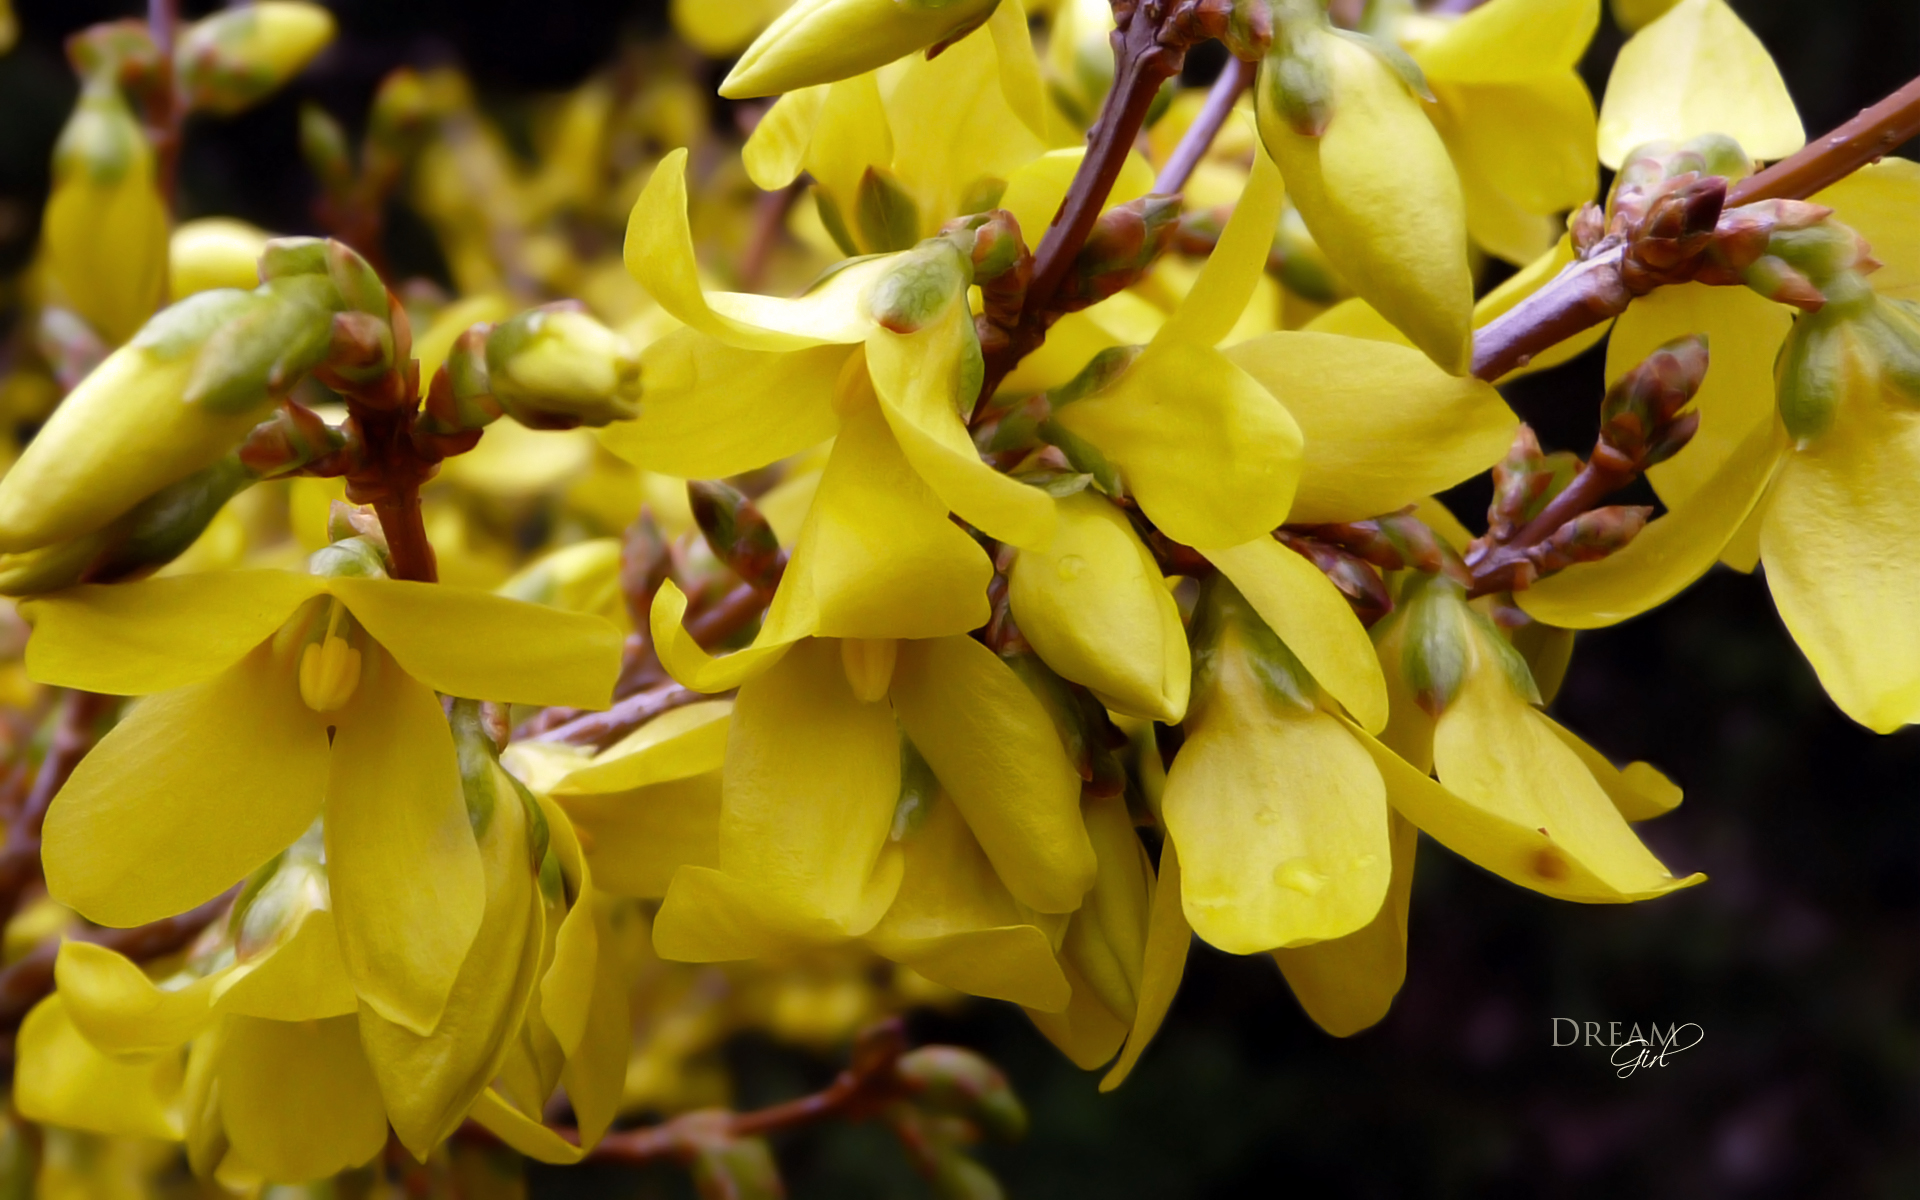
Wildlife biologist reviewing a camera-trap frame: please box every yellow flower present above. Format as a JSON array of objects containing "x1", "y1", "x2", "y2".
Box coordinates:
[
  {"x1": 672, "y1": 0, "x2": 793, "y2": 56},
  {"x1": 170, "y1": 218, "x2": 272, "y2": 300},
  {"x1": 175, "y1": 1, "x2": 336, "y2": 116},
  {"x1": 743, "y1": 13, "x2": 1047, "y2": 255},
  {"x1": 1402, "y1": 0, "x2": 1601, "y2": 265},
  {"x1": 24, "y1": 561, "x2": 619, "y2": 1036},
  {"x1": 41, "y1": 78, "x2": 169, "y2": 345}
]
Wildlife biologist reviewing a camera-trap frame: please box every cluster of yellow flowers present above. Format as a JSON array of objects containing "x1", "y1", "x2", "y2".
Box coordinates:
[{"x1": 0, "y1": 0, "x2": 1915, "y2": 1192}]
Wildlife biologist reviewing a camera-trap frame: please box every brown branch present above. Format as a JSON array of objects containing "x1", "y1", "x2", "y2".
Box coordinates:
[
  {"x1": 0, "y1": 886, "x2": 236, "y2": 1031},
  {"x1": 1154, "y1": 55, "x2": 1254, "y2": 196},
  {"x1": 145, "y1": 0, "x2": 180, "y2": 215},
  {"x1": 534, "y1": 680, "x2": 706, "y2": 747},
  {"x1": 1471, "y1": 70, "x2": 1920, "y2": 383},
  {"x1": 740, "y1": 180, "x2": 805, "y2": 293},
  {"x1": 0, "y1": 691, "x2": 112, "y2": 928},
  {"x1": 1463, "y1": 453, "x2": 1637, "y2": 598}
]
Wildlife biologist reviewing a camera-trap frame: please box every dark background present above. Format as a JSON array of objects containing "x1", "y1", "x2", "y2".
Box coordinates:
[{"x1": 4, "y1": 2, "x2": 1919, "y2": 1196}]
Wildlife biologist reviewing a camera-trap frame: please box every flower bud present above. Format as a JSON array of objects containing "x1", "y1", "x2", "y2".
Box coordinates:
[
  {"x1": 1487, "y1": 427, "x2": 1579, "y2": 545},
  {"x1": 719, "y1": 0, "x2": 1002, "y2": 99},
  {"x1": 1599, "y1": 334, "x2": 1709, "y2": 468},
  {"x1": 184, "y1": 273, "x2": 340, "y2": 413},
  {"x1": 420, "y1": 325, "x2": 504, "y2": 436},
  {"x1": 0, "y1": 292, "x2": 298, "y2": 553},
  {"x1": 896, "y1": 1045, "x2": 1029, "y2": 1141},
  {"x1": 869, "y1": 236, "x2": 974, "y2": 334},
  {"x1": 175, "y1": 1, "x2": 336, "y2": 116},
  {"x1": 856, "y1": 165, "x2": 924, "y2": 254},
  {"x1": 41, "y1": 78, "x2": 169, "y2": 344},
  {"x1": 170, "y1": 218, "x2": 272, "y2": 299},
  {"x1": 1395, "y1": 572, "x2": 1471, "y2": 717},
  {"x1": 1054, "y1": 196, "x2": 1183, "y2": 313},
  {"x1": 1774, "y1": 309, "x2": 1849, "y2": 443},
  {"x1": 688, "y1": 480, "x2": 784, "y2": 592},
  {"x1": 484, "y1": 305, "x2": 641, "y2": 428}
]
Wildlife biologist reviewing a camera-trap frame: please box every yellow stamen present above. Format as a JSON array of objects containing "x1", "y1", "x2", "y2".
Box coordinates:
[{"x1": 298, "y1": 600, "x2": 363, "y2": 712}]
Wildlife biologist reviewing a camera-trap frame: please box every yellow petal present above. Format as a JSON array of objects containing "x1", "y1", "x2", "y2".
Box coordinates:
[
  {"x1": 560, "y1": 895, "x2": 632, "y2": 1149},
  {"x1": 1025, "y1": 958, "x2": 1131, "y2": 1070},
  {"x1": 1270, "y1": 811, "x2": 1417, "y2": 1036},
  {"x1": 44, "y1": 643, "x2": 329, "y2": 927},
  {"x1": 1521, "y1": 286, "x2": 1792, "y2": 628},
  {"x1": 554, "y1": 708, "x2": 728, "y2": 900},
  {"x1": 891, "y1": 635, "x2": 1096, "y2": 913},
  {"x1": 1009, "y1": 490, "x2": 1189, "y2": 723},
  {"x1": 987, "y1": 0, "x2": 1048, "y2": 139},
  {"x1": 1225, "y1": 330, "x2": 1515, "y2": 524},
  {"x1": 468, "y1": 1087, "x2": 586, "y2": 1165},
  {"x1": 720, "y1": 0, "x2": 999, "y2": 99},
  {"x1": 1060, "y1": 792, "x2": 1153, "y2": 1024},
  {"x1": 15, "y1": 997, "x2": 183, "y2": 1140},
  {"x1": 624, "y1": 149, "x2": 884, "y2": 350},
  {"x1": 329, "y1": 576, "x2": 621, "y2": 710},
  {"x1": 1760, "y1": 371, "x2": 1920, "y2": 732},
  {"x1": 802, "y1": 401, "x2": 994, "y2": 638},
  {"x1": 54, "y1": 941, "x2": 215, "y2": 1057},
  {"x1": 1595, "y1": 0, "x2": 1803, "y2": 169},
  {"x1": 1261, "y1": 33, "x2": 1473, "y2": 370},
  {"x1": 654, "y1": 639, "x2": 902, "y2": 956},
  {"x1": 1205, "y1": 536, "x2": 1389, "y2": 734},
  {"x1": 1537, "y1": 714, "x2": 1684, "y2": 821},
  {"x1": 998, "y1": 149, "x2": 1155, "y2": 252},
  {"x1": 359, "y1": 764, "x2": 543, "y2": 1157},
  {"x1": 648, "y1": 577, "x2": 813, "y2": 693},
  {"x1": 325, "y1": 645, "x2": 485, "y2": 1034},
  {"x1": 212, "y1": 908, "x2": 359, "y2": 1021},
  {"x1": 1456, "y1": 148, "x2": 1563, "y2": 267},
  {"x1": 22, "y1": 570, "x2": 323, "y2": 694},
  {"x1": 599, "y1": 333, "x2": 846, "y2": 479},
  {"x1": 217, "y1": 1014, "x2": 386, "y2": 1183},
  {"x1": 1154, "y1": 147, "x2": 1284, "y2": 351},
  {"x1": 1098, "y1": 835, "x2": 1191, "y2": 1092},
  {"x1": 1429, "y1": 74, "x2": 1597, "y2": 251},
  {"x1": 1411, "y1": 0, "x2": 1598, "y2": 83},
  {"x1": 1164, "y1": 686, "x2": 1392, "y2": 955},
  {"x1": 535, "y1": 791, "x2": 599, "y2": 1058},
  {"x1": 867, "y1": 306, "x2": 1056, "y2": 549},
  {"x1": 742, "y1": 85, "x2": 828, "y2": 191},
  {"x1": 865, "y1": 792, "x2": 1071, "y2": 1011},
  {"x1": 793, "y1": 74, "x2": 893, "y2": 219},
  {"x1": 1428, "y1": 640, "x2": 1701, "y2": 900},
  {"x1": 1051, "y1": 342, "x2": 1302, "y2": 549}
]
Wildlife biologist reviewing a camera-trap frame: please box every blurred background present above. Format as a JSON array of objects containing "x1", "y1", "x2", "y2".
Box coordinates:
[{"x1": 4, "y1": 1, "x2": 1918, "y2": 1196}]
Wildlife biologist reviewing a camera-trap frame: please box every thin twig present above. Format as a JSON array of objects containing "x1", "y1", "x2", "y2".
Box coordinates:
[
  {"x1": 1154, "y1": 56, "x2": 1254, "y2": 196},
  {"x1": 1471, "y1": 70, "x2": 1920, "y2": 382},
  {"x1": 534, "y1": 681, "x2": 706, "y2": 746},
  {"x1": 1463, "y1": 455, "x2": 1636, "y2": 598},
  {"x1": 0, "y1": 691, "x2": 111, "y2": 927},
  {"x1": 740, "y1": 180, "x2": 805, "y2": 293}
]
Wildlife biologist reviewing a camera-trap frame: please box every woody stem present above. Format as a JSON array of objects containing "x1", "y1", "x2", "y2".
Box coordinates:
[
  {"x1": 1154, "y1": 55, "x2": 1254, "y2": 195},
  {"x1": 1471, "y1": 70, "x2": 1920, "y2": 383}
]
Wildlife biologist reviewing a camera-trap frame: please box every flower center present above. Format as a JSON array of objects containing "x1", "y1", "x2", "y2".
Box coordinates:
[{"x1": 298, "y1": 599, "x2": 362, "y2": 712}]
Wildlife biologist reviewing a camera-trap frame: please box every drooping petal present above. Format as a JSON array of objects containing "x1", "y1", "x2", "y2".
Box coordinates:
[
  {"x1": 1009, "y1": 490, "x2": 1189, "y2": 723},
  {"x1": 1164, "y1": 691, "x2": 1393, "y2": 955},
  {"x1": 1537, "y1": 714, "x2": 1684, "y2": 822},
  {"x1": 1225, "y1": 330, "x2": 1515, "y2": 525},
  {"x1": 217, "y1": 1014, "x2": 387, "y2": 1184},
  {"x1": 1595, "y1": 0, "x2": 1803, "y2": 168},
  {"x1": 1025, "y1": 959, "x2": 1130, "y2": 1071},
  {"x1": 598, "y1": 331, "x2": 847, "y2": 479},
  {"x1": 742, "y1": 85, "x2": 829, "y2": 192},
  {"x1": 44, "y1": 644, "x2": 330, "y2": 927},
  {"x1": 1427, "y1": 641, "x2": 1702, "y2": 900},
  {"x1": 624, "y1": 149, "x2": 885, "y2": 350},
  {"x1": 1411, "y1": 0, "x2": 1598, "y2": 83},
  {"x1": 1154, "y1": 147, "x2": 1284, "y2": 351},
  {"x1": 22, "y1": 570, "x2": 323, "y2": 694},
  {"x1": 212, "y1": 909, "x2": 359, "y2": 1021},
  {"x1": 801, "y1": 400, "x2": 994, "y2": 638},
  {"x1": 1059, "y1": 793, "x2": 1153, "y2": 1027},
  {"x1": 1760, "y1": 373, "x2": 1920, "y2": 732},
  {"x1": 648, "y1": 577, "x2": 814, "y2": 693},
  {"x1": 325, "y1": 645, "x2": 485, "y2": 1035},
  {"x1": 867, "y1": 303, "x2": 1056, "y2": 549},
  {"x1": 865, "y1": 792, "x2": 1071, "y2": 1011},
  {"x1": 1429, "y1": 73, "x2": 1597, "y2": 243},
  {"x1": 469, "y1": 1088, "x2": 587, "y2": 1165},
  {"x1": 891, "y1": 635, "x2": 1096, "y2": 914},
  {"x1": 1206, "y1": 536, "x2": 1389, "y2": 734},
  {"x1": 1270, "y1": 812, "x2": 1417, "y2": 1037},
  {"x1": 1051, "y1": 342, "x2": 1302, "y2": 549},
  {"x1": 1098, "y1": 835, "x2": 1191, "y2": 1092},
  {"x1": 535, "y1": 791, "x2": 600, "y2": 1059},
  {"x1": 54, "y1": 941, "x2": 216, "y2": 1057},
  {"x1": 561, "y1": 896, "x2": 633, "y2": 1149},
  {"x1": 987, "y1": 0, "x2": 1048, "y2": 139},
  {"x1": 653, "y1": 638, "x2": 903, "y2": 958},
  {"x1": 15, "y1": 997, "x2": 183, "y2": 1140}
]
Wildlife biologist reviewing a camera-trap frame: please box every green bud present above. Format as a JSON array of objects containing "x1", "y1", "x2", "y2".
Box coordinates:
[
  {"x1": 299, "y1": 103, "x2": 355, "y2": 193},
  {"x1": 326, "y1": 239, "x2": 390, "y2": 317},
  {"x1": 257, "y1": 235, "x2": 332, "y2": 282},
  {"x1": 687, "y1": 480, "x2": 783, "y2": 591},
  {"x1": 896, "y1": 1046, "x2": 1029, "y2": 1142},
  {"x1": 185, "y1": 274, "x2": 341, "y2": 414},
  {"x1": 1398, "y1": 573, "x2": 1470, "y2": 716},
  {"x1": 1775, "y1": 310, "x2": 1847, "y2": 443},
  {"x1": 1191, "y1": 575, "x2": 1317, "y2": 715},
  {"x1": 308, "y1": 532, "x2": 391, "y2": 580},
  {"x1": 893, "y1": 736, "x2": 940, "y2": 841},
  {"x1": 1048, "y1": 345, "x2": 1141, "y2": 409},
  {"x1": 485, "y1": 305, "x2": 641, "y2": 428},
  {"x1": 688, "y1": 1134, "x2": 784, "y2": 1200},
  {"x1": 238, "y1": 401, "x2": 344, "y2": 478},
  {"x1": 105, "y1": 457, "x2": 255, "y2": 581},
  {"x1": 1057, "y1": 196, "x2": 1183, "y2": 311},
  {"x1": 856, "y1": 165, "x2": 924, "y2": 254},
  {"x1": 816, "y1": 188, "x2": 861, "y2": 258},
  {"x1": 869, "y1": 237, "x2": 973, "y2": 334},
  {"x1": 1261, "y1": 35, "x2": 1333, "y2": 138},
  {"x1": 1037, "y1": 417, "x2": 1123, "y2": 497},
  {"x1": 421, "y1": 325, "x2": 504, "y2": 436}
]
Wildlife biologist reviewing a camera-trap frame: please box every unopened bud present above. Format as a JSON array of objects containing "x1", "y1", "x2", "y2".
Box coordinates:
[
  {"x1": 1774, "y1": 310, "x2": 1848, "y2": 442},
  {"x1": 1487, "y1": 427, "x2": 1579, "y2": 545},
  {"x1": 1293, "y1": 509, "x2": 1466, "y2": 583},
  {"x1": 185, "y1": 273, "x2": 339, "y2": 413},
  {"x1": 1275, "y1": 534, "x2": 1395, "y2": 625},
  {"x1": 238, "y1": 401, "x2": 343, "y2": 478},
  {"x1": 1526, "y1": 506, "x2": 1652, "y2": 576},
  {"x1": 1056, "y1": 196, "x2": 1182, "y2": 312},
  {"x1": 66, "y1": 20, "x2": 161, "y2": 86},
  {"x1": 1397, "y1": 572, "x2": 1470, "y2": 716},
  {"x1": 420, "y1": 325, "x2": 503, "y2": 436},
  {"x1": 719, "y1": 0, "x2": 1001, "y2": 98},
  {"x1": 1599, "y1": 334, "x2": 1709, "y2": 468},
  {"x1": 1260, "y1": 29, "x2": 1333, "y2": 138},
  {"x1": 171, "y1": 217, "x2": 272, "y2": 299},
  {"x1": 855, "y1": 165, "x2": 923, "y2": 254},
  {"x1": 175, "y1": 1, "x2": 335, "y2": 116},
  {"x1": 897, "y1": 1046, "x2": 1029, "y2": 1141},
  {"x1": 681, "y1": 1123, "x2": 783, "y2": 1200},
  {"x1": 43, "y1": 78, "x2": 168, "y2": 344},
  {"x1": 687, "y1": 480, "x2": 783, "y2": 592},
  {"x1": 869, "y1": 237, "x2": 973, "y2": 333},
  {"x1": 485, "y1": 305, "x2": 641, "y2": 428}
]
